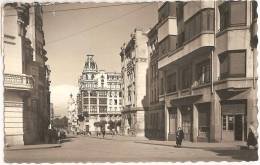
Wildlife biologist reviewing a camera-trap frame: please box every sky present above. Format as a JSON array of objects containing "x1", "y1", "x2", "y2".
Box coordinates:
[{"x1": 43, "y1": 2, "x2": 159, "y2": 116}]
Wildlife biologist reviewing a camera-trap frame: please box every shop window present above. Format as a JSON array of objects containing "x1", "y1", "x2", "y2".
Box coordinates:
[
  {"x1": 196, "y1": 60, "x2": 211, "y2": 85},
  {"x1": 169, "y1": 109, "x2": 177, "y2": 133},
  {"x1": 219, "y1": 1, "x2": 246, "y2": 31},
  {"x1": 219, "y1": 50, "x2": 246, "y2": 79},
  {"x1": 223, "y1": 115, "x2": 234, "y2": 131}
]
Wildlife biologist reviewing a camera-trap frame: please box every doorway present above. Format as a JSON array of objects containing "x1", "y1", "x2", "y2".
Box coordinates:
[
  {"x1": 181, "y1": 106, "x2": 192, "y2": 141},
  {"x1": 235, "y1": 115, "x2": 243, "y2": 141}
]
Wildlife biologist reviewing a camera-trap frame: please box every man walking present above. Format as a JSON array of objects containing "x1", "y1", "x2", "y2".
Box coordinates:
[
  {"x1": 176, "y1": 127, "x2": 184, "y2": 148},
  {"x1": 101, "y1": 126, "x2": 106, "y2": 139}
]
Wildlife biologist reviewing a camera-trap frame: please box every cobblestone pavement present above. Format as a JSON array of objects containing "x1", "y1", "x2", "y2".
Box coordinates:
[{"x1": 4, "y1": 135, "x2": 258, "y2": 163}]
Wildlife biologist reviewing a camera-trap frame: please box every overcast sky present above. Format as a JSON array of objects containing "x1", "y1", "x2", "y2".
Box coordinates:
[{"x1": 43, "y1": 2, "x2": 159, "y2": 116}]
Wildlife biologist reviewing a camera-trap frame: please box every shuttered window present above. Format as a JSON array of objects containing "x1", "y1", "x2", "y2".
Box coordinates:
[
  {"x1": 219, "y1": 50, "x2": 246, "y2": 79},
  {"x1": 219, "y1": 1, "x2": 246, "y2": 31}
]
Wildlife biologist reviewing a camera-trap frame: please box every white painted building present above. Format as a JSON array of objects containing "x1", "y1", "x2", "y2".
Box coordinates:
[{"x1": 77, "y1": 55, "x2": 122, "y2": 134}]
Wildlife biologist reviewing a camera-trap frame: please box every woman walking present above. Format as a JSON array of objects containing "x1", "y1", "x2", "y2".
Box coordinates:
[{"x1": 176, "y1": 127, "x2": 184, "y2": 148}]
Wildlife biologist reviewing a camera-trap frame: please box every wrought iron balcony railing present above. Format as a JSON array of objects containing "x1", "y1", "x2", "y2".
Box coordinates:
[{"x1": 4, "y1": 73, "x2": 34, "y2": 91}]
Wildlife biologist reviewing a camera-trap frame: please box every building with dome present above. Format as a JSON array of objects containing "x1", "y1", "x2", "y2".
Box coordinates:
[{"x1": 77, "y1": 55, "x2": 122, "y2": 134}]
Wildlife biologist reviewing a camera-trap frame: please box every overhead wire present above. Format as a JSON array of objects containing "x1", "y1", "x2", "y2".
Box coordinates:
[
  {"x1": 4, "y1": 2, "x2": 150, "y2": 17},
  {"x1": 46, "y1": 3, "x2": 154, "y2": 45}
]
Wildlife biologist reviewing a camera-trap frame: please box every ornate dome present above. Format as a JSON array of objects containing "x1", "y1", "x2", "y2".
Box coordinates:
[{"x1": 83, "y1": 54, "x2": 98, "y2": 72}]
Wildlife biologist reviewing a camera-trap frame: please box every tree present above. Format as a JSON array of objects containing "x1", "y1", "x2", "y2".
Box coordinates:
[{"x1": 53, "y1": 116, "x2": 68, "y2": 129}]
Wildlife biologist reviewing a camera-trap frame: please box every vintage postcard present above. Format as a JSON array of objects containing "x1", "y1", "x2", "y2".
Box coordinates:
[{"x1": 1, "y1": 0, "x2": 259, "y2": 163}]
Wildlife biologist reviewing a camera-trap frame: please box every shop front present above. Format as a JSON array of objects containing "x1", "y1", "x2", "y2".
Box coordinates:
[{"x1": 221, "y1": 100, "x2": 247, "y2": 142}]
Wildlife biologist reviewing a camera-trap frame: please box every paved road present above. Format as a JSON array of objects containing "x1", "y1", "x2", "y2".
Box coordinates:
[{"x1": 4, "y1": 135, "x2": 258, "y2": 163}]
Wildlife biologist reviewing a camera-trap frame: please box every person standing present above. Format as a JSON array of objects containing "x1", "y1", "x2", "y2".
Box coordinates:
[
  {"x1": 101, "y1": 126, "x2": 106, "y2": 139},
  {"x1": 247, "y1": 127, "x2": 258, "y2": 149},
  {"x1": 176, "y1": 127, "x2": 184, "y2": 148}
]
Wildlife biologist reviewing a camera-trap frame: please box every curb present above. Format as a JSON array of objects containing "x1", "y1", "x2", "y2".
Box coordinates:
[{"x1": 5, "y1": 144, "x2": 61, "y2": 151}]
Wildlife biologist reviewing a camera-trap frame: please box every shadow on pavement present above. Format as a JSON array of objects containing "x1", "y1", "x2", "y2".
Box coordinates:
[{"x1": 134, "y1": 141, "x2": 258, "y2": 161}]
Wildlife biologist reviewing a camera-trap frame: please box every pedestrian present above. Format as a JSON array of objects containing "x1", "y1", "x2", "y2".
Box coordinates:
[
  {"x1": 176, "y1": 127, "x2": 184, "y2": 148},
  {"x1": 101, "y1": 126, "x2": 106, "y2": 139},
  {"x1": 57, "y1": 130, "x2": 61, "y2": 144},
  {"x1": 247, "y1": 128, "x2": 258, "y2": 149}
]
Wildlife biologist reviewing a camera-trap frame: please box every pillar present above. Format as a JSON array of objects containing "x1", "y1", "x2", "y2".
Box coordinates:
[
  {"x1": 164, "y1": 103, "x2": 169, "y2": 140},
  {"x1": 177, "y1": 107, "x2": 182, "y2": 128},
  {"x1": 193, "y1": 104, "x2": 198, "y2": 142},
  {"x1": 210, "y1": 93, "x2": 221, "y2": 142}
]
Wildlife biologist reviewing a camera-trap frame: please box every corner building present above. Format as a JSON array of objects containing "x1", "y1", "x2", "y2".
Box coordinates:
[
  {"x1": 156, "y1": 1, "x2": 257, "y2": 142},
  {"x1": 120, "y1": 29, "x2": 149, "y2": 137},
  {"x1": 78, "y1": 55, "x2": 122, "y2": 134},
  {"x1": 3, "y1": 2, "x2": 51, "y2": 145}
]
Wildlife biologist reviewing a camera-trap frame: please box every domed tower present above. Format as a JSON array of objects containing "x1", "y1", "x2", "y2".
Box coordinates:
[{"x1": 79, "y1": 55, "x2": 98, "y2": 89}]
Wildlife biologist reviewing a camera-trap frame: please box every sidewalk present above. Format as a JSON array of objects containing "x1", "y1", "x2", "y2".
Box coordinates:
[
  {"x1": 86, "y1": 134, "x2": 247, "y2": 150},
  {"x1": 135, "y1": 140, "x2": 247, "y2": 150},
  {"x1": 5, "y1": 143, "x2": 61, "y2": 151}
]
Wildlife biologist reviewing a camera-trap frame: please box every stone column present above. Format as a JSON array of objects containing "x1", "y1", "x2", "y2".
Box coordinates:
[
  {"x1": 177, "y1": 107, "x2": 182, "y2": 128},
  {"x1": 193, "y1": 104, "x2": 198, "y2": 142},
  {"x1": 164, "y1": 103, "x2": 169, "y2": 141},
  {"x1": 210, "y1": 93, "x2": 221, "y2": 142}
]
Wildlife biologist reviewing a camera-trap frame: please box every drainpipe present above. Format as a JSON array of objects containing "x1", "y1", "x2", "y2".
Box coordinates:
[{"x1": 211, "y1": 0, "x2": 217, "y2": 94}]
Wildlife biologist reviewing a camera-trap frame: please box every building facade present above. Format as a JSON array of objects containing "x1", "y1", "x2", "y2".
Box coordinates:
[
  {"x1": 77, "y1": 55, "x2": 122, "y2": 134},
  {"x1": 120, "y1": 29, "x2": 149, "y2": 137},
  {"x1": 155, "y1": 1, "x2": 257, "y2": 142},
  {"x1": 145, "y1": 26, "x2": 165, "y2": 139},
  {"x1": 3, "y1": 2, "x2": 51, "y2": 145}
]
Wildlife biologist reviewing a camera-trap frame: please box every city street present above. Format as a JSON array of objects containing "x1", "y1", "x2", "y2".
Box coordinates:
[{"x1": 5, "y1": 135, "x2": 258, "y2": 163}]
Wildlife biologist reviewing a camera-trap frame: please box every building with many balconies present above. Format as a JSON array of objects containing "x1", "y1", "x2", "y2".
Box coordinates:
[
  {"x1": 155, "y1": 1, "x2": 257, "y2": 142},
  {"x1": 3, "y1": 2, "x2": 51, "y2": 145},
  {"x1": 77, "y1": 55, "x2": 122, "y2": 134},
  {"x1": 120, "y1": 29, "x2": 149, "y2": 137}
]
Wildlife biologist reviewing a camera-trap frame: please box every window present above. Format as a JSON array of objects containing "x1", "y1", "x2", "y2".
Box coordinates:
[
  {"x1": 252, "y1": 1, "x2": 258, "y2": 20},
  {"x1": 181, "y1": 67, "x2": 191, "y2": 89},
  {"x1": 90, "y1": 91, "x2": 97, "y2": 96},
  {"x1": 184, "y1": 9, "x2": 214, "y2": 42},
  {"x1": 222, "y1": 115, "x2": 234, "y2": 131},
  {"x1": 114, "y1": 99, "x2": 117, "y2": 105},
  {"x1": 99, "y1": 91, "x2": 107, "y2": 97},
  {"x1": 83, "y1": 98, "x2": 88, "y2": 104},
  {"x1": 196, "y1": 60, "x2": 211, "y2": 85},
  {"x1": 109, "y1": 99, "x2": 112, "y2": 105},
  {"x1": 99, "y1": 106, "x2": 107, "y2": 113},
  {"x1": 219, "y1": 1, "x2": 246, "y2": 31},
  {"x1": 99, "y1": 98, "x2": 107, "y2": 104},
  {"x1": 119, "y1": 99, "x2": 122, "y2": 105},
  {"x1": 160, "y1": 78, "x2": 164, "y2": 95},
  {"x1": 219, "y1": 50, "x2": 246, "y2": 79},
  {"x1": 90, "y1": 98, "x2": 97, "y2": 104},
  {"x1": 119, "y1": 91, "x2": 122, "y2": 97},
  {"x1": 166, "y1": 73, "x2": 177, "y2": 93}
]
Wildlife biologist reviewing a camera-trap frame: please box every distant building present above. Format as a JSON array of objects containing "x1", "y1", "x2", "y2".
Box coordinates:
[
  {"x1": 119, "y1": 29, "x2": 149, "y2": 137},
  {"x1": 77, "y1": 55, "x2": 122, "y2": 134},
  {"x1": 3, "y1": 2, "x2": 51, "y2": 145},
  {"x1": 67, "y1": 94, "x2": 78, "y2": 134}
]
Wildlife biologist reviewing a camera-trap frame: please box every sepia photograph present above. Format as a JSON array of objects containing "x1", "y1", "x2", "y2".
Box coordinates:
[{"x1": 1, "y1": 0, "x2": 259, "y2": 163}]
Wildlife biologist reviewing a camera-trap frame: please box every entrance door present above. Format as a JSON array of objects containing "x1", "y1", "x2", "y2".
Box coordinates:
[
  {"x1": 235, "y1": 115, "x2": 243, "y2": 141},
  {"x1": 222, "y1": 115, "x2": 235, "y2": 141},
  {"x1": 168, "y1": 110, "x2": 177, "y2": 140},
  {"x1": 182, "y1": 108, "x2": 192, "y2": 141}
]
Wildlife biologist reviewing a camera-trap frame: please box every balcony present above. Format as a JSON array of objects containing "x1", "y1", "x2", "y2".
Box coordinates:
[
  {"x1": 4, "y1": 73, "x2": 34, "y2": 91},
  {"x1": 214, "y1": 78, "x2": 254, "y2": 92}
]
